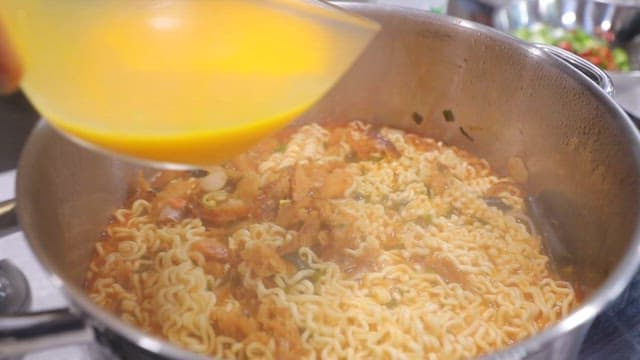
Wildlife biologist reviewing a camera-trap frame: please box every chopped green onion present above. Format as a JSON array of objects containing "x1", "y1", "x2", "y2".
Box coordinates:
[
  {"x1": 283, "y1": 252, "x2": 309, "y2": 270},
  {"x1": 412, "y1": 112, "x2": 424, "y2": 125},
  {"x1": 415, "y1": 214, "x2": 433, "y2": 227},
  {"x1": 370, "y1": 154, "x2": 384, "y2": 162},
  {"x1": 459, "y1": 127, "x2": 474, "y2": 142},
  {"x1": 201, "y1": 193, "x2": 217, "y2": 209},
  {"x1": 273, "y1": 144, "x2": 287, "y2": 153},
  {"x1": 443, "y1": 109, "x2": 455, "y2": 122},
  {"x1": 210, "y1": 190, "x2": 228, "y2": 202},
  {"x1": 279, "y1": 199, "x2": 292, "y2": 206},
  {"x1": 385, "y1": 298, "x2": 399, "y2": 309}
]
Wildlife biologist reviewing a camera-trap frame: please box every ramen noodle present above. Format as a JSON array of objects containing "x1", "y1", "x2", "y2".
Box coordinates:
[{"x1": 85, "y1": 121, "x2": 578, "y2": 359}]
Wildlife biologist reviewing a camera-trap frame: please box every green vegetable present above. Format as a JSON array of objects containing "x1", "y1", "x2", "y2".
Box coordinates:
[
  {"x1": 273, "y1": 144, "x2": 287, "y2": 153},
  {"x1": 385, "y1": 298, "x2": 399, "y2": 309},
  {"x1": 515, "y1": 24, "x2": 557, "y2": 44},
  {"x1": 283, "y1": 252, "x2": 309, "y2": 271},
  {"x1": 459, "y1": 126, "x2": 474, "y2": 142},
  {"x1": 415, "y1": 214, "x2": 433, "y2": 227},
  {"x1": 443, "y1": 109, "x2": 455, "y2": 123},
  {"x1": 412, "y1": 112, "x2": 424, "y2": 125},
  {"x1": 370, "y1": 154, "x2": 384, "y2": 162},
  {"x1": 201, "y1": 193, "x2": 217, "y2": 209},
  {"x1": 613, "y1": 47, "x2": 631, "y2": 71},
  {"x1": 279, "y1": 199, "x2": 292, "y2": 206},
  {"x1": 513, "y1": 24, "x2": 632, "y2": 71}
]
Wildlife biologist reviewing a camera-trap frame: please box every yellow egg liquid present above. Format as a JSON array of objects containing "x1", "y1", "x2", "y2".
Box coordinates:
[{"x1": 0, "y1": 1, "x2": 378, "y2": 165}]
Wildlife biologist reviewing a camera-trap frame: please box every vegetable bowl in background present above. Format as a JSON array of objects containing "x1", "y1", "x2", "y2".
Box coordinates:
[
  {"x1": 492, "y1": 0, "x2": 640, "y2": 117},
  {"x1": 514, "y1": 24, "x2": 631, "y2": 71}
]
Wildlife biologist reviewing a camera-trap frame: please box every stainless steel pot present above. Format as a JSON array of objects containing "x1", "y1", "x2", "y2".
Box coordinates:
[{"x1": 3, "y1": 3, "x2": 640, "y2": 359}]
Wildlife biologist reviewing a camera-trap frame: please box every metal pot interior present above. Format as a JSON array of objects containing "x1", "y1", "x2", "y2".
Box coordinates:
[{"x1": 15, "y1": 3, "x2": 640, "y2": 359}]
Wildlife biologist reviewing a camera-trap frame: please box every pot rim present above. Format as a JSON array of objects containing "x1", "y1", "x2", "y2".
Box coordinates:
[{"x1": 15, "y1": 3, "x2": 640, "y2": 359}]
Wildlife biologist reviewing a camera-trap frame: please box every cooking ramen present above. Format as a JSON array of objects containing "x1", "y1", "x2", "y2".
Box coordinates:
[{"x1": 85, "y1": 121, "x2": 578, "y2": 359}]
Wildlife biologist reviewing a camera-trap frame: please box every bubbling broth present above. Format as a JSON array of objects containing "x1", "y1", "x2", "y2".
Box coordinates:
[{"x1": 85, "y1": 121, "x2": 578, "y2": 359}]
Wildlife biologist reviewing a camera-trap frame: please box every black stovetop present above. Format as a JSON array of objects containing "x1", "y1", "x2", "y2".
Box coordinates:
[
  {"x1": 581, "y1": 274, "x2": 640, "y2": 358},
  {"x1": 2, "y1": 92, "x2": 640, "y2": 359}
]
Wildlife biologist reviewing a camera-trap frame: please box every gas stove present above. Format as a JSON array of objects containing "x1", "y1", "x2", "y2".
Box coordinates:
[{"x1": 0, "y1": 170, "x2": 101, "y2": 360}]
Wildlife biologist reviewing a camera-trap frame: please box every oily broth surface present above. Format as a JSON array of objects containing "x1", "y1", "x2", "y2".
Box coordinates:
[{"x1": 85, "y1": 121, "x2": 577, "y2": 359}]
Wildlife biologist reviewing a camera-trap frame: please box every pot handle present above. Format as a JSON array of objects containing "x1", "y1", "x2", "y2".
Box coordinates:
[
  {"x1": 0, "y1": 308, "x2": 95, "y2": 357},
  {"x1": 534, "y1": 43, "x2": 615, "y2": 97}
]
